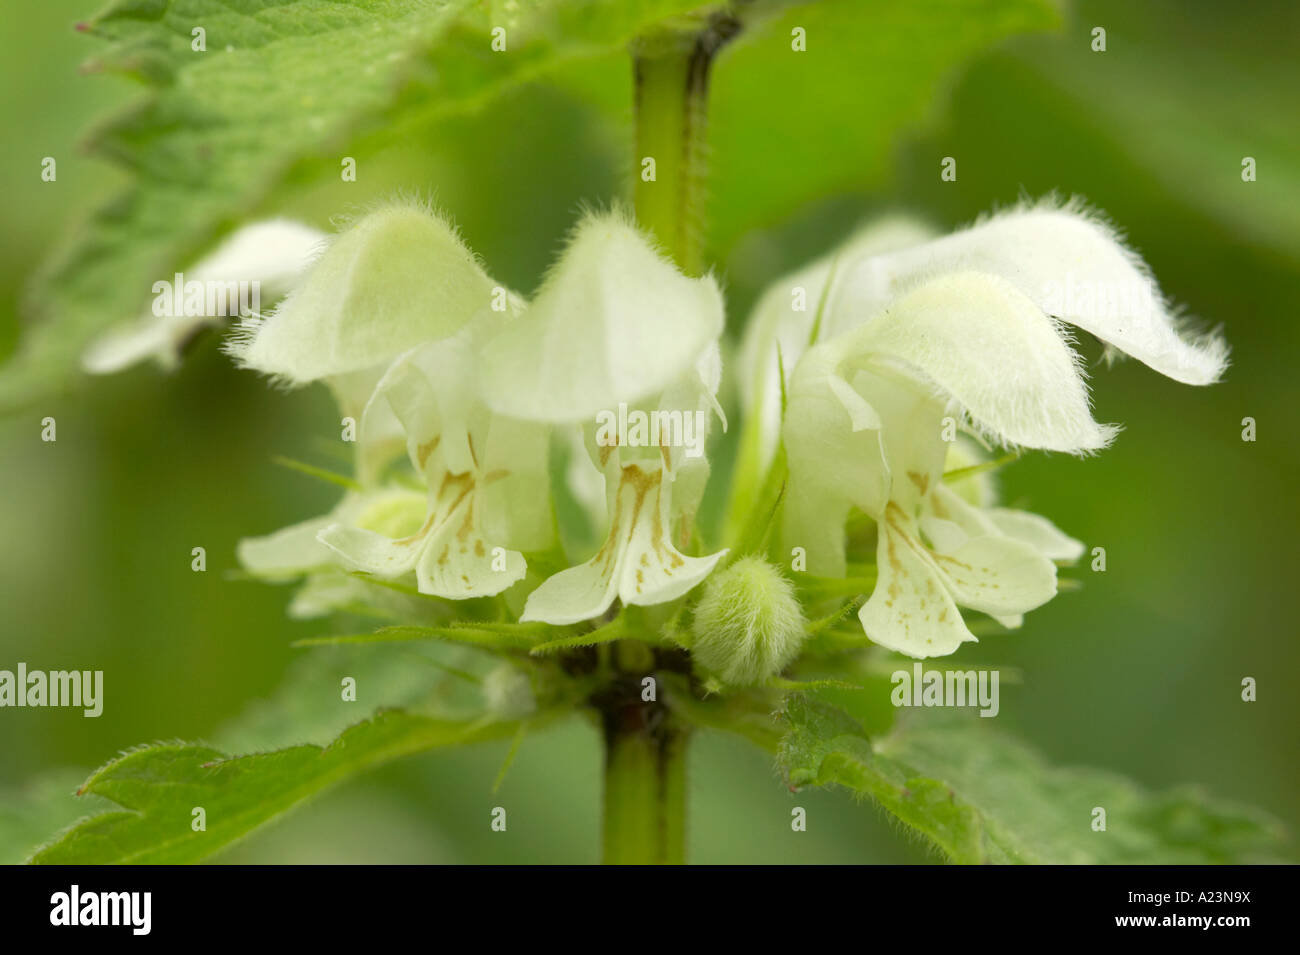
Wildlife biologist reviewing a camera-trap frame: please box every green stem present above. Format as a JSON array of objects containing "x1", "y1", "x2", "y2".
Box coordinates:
[
  {"x1": 601, "y1": 701, "x2": 689, "y2": 865},
  {"x1": 632, "y1": 17, "x2": 737, "y2": 275},
  {"x1": 605, "y1": 13, "x2": 735, "y2": 868}
]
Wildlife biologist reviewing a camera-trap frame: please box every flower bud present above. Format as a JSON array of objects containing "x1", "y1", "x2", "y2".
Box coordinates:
[
  {"x1": 483, "y1": 664, "x2": 536, "y2": 718},
  {"x1": 690, "y1": 558, "x2": 806, "y2": 686}
]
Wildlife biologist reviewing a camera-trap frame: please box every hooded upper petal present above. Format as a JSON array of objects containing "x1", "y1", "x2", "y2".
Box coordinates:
[
  {"x1": 838, "y1": 200, "x2": 1228, "y2": 385},
  {"x1": 228, "y1": 202, "x2": 501, "y2": 385},
  {"x1": 840, "y1": 271, "x2": 1118, "y2": 453},
  {"x1": 480, "y1": 209, "x2": 725, "y2": 422}
]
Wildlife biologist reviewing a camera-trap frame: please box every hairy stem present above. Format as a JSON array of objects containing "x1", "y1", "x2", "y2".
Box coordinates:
[
  {"x1": 632, "y1": 16, "x2": 738, "y2": 276},
  {"x1": 606, "y1": 13, "x2": 736, "y2": 868},
  {"x1": 601, "y1": 683, "x2": 689, "y2": 865}
]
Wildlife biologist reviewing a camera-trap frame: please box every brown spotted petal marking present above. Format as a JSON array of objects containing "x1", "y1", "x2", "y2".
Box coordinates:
[
  {"x1": 859, "y1": 500, "x2": 1058, "y2": 659},
  {"x1": 317, "y1": 468, "x2": 525, "y2": 599},
  {"x1": 521, "y1": 462, "x2": 726, "y2": 626}
]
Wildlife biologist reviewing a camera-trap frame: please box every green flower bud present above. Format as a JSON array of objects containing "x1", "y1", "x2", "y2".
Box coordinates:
[
  {"x1": 483, "y1": 664, "x2": 536, "y2": 718},
  {"x1": 690, "y1": 558, "x2": 806, "y2": 686}
]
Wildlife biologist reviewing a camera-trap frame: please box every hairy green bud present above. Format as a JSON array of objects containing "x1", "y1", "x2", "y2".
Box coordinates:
[
  {"x1": 691, "y1": 558, "x2": 806, "y2": 686},
  {"x1": 483, "y1": 664, "x2": 536, "y2": 718}
]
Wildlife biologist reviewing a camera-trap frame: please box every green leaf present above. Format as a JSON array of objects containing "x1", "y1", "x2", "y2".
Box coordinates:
[
  {"x1": 0, "y1": 0, "x2": 715, "y2": 409},
  {"x1": 293, "y1": 623, "x2": 539, "y2": 652},
  {"x1": 217, "y1": 642, "x2": 497, "y2": 751},
  {"x1": 529, "y1": 614, "x2": 627, "y2": 655},
  {"x1": 0, "y1": 642, "x2": 486, "y2": 863},
  {"x1": 28, "y1": 708, "x2": 530, "y2": 864},
  {"x1": 778, "y1": 695, "x2": 1287, "y2": 864},
  {"x1": 0, "y1": 0, "x2": 1061, "y2": 407},
  {"x1": 0, "y1": 771, "x2": 111, "y2": 866}
]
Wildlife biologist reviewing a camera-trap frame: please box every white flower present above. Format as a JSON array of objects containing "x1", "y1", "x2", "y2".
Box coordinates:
[
  {"x1": 316, "y1": 318, "x2": 552, "y2": 599},
  {"x1": 83, "y1": 219, "x2": 325, "y2": 374},
  {"x1": 766, "y1": 200, "x2": 1227, "y2": 657},
  {"x1": 232, "y1": 202, "x2": 543, "y2": 603},
  {"x1": 737, "y1": 215, "x2": 936, "y2": 472},
  {"x1": 227, "y1": 201, "x2": 506, "y2": 385},
  {"x1": 237, "y1": 486, "x2": 429, "y2": 618},
  {"x1": 742, "y1": 199, "x2": 1228, "y2": 468},
  {"x1": 233, "y1": 204, "x2": 726, "y2": 616},
  {"x1": 477, "y1": 210, "x2": 729, "y2": 625}
]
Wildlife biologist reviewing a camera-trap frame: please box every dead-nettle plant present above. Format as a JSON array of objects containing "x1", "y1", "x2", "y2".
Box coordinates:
[{"x1": 49, "y1": 9, "x2": 1266, "y2": 867}]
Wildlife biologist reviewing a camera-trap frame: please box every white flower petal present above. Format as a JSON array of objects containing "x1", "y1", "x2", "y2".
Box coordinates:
[
  {"x1": 81, "y1": 316, "x2": 178, "y2": 376},
  {"x1": 287, "y1": 571, "x2": 364, "y2": 620},
  {"x1": 923, "y1": 482, "x2": 1000, "y2": 540},
  {"x1": 942, "y1": 435, "x2": 998, "y2": 509},
  {"x1": 480, "y1": 415, "x2": 553, "y2": 553},
  {"x1": 781, "y1": 349, "x2": 889, "y2": 576},
  {"x1": 316, "y1": 522, "x2": 425, "y2": 579},
  {"x1": 320, "y1": 466, "x2": 530, "y2": 601},
  {"x1": 917, "y1": 513, "x2": 969, "y2": 555},
  {"x1": 922, "y1": 484, "x2": 1061, "y2": 614},
  {"x1": 186, "y1": 219, "x2": 326, "y2": 292},
  {"x1": 237, "y1": 487, "x2": 424, "y2": 579},
  {"x1": 846, "y1": 271, "x2": 1118, "y2": 453},
  {"x1": 845, "y1": 367, "x2": 950, "y2": 510},
  {"x1": 414, "y1": 504, "x2": 526, "y2": 599},
  {"x1": 859, "y1": 508, "x2": 977, "y2": 658},
  {"x1": 480, "y1": 210, "x2": 724, "y2": 422},
  {"x1": 861, "y1": 496, "x2": 1058, "y2": 657},
  {"x1": 366, "y1": 330, "x2": 553, "y2": 554},
  {"x1": 237, "y1": 514, "x2": 337, "y2": 578},
  {"x1": 521, "y1": 463, "x2": 724, "y2": 624},
  {"x1": 229, "y1": 203, "x2": 498, "y2": 384},
  {"x1": 84, "y1": 219, "x2": 325, "y2": 374},
  {"x1": 369, "y1": 335, "x2": 482, "y2": 481},
  {"x1": 826, "y1": 374, "x2": 882, "y2": 432},
  {"x1": 872, "y1": 201, "x2": 1227, "y2": 385},
  {"x1": 986, "y1": 507, "x2": 1086, "y2": 562},
  {"x1": 926, "y1": 527, "x2": 1059, "y2": 617},
  {"x1": 519, "y1": 553, "x2": 621, "y2": 626},
  {"x1": 737, "y1": 216, "x2": 935, "y2": 470},
  {"x1": 785, "y1": 358, "x2": 951, "y2": 576},
  {"x1": 331, "y1": 364, "x2": 406, "y2": 483},
  {"x1": 617, "y1": 468, "x2": 726, "y2": 607}
]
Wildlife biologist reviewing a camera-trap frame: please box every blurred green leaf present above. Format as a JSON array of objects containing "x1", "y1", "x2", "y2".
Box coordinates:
[
  {"x1": 706, "y1": 0, "x2": 1059, "y2": 256},
  {"x1": 778, "y1": 695, "x2": 1287, "y2": 863},
  {"x1": 29, "y1": 708, "x2": 530, "y2": 864},
  {"x1": 0, "y1": 771, "x2": 109, "y2": 865},
  {"x1": 294, "y1": 623, "x2": 540, "y2": 652},
  {"x1": 3, "y1": 642, "x2": 501, "y2": 863},
  {"x1": 1006, "y1": 0, "x2": 1300, "y2": 261},
  {"x1": 0, "y1": 0, "x2": 717, "y2": 409}
]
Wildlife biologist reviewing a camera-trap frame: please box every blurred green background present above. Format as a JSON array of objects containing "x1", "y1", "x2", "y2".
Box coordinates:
[{"x1": 1, "y1": 0, "x2": 1295, "y2": 862}]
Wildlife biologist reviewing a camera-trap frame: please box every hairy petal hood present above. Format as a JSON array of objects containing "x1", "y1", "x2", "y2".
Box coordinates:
[
  {"x1": 228, "y1": 202, "x2": 501, "y2": 384},
  {"x1": 480, "y1": 209, "x2": 725, "y2": 423}
]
